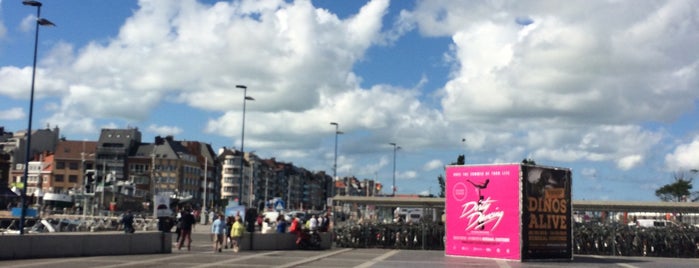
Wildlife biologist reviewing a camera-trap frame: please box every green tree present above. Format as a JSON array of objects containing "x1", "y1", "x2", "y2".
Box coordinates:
[
  {"x1": 436, "y1": 154, "x2": 466, "y2": 198},
  {"x1": 655, "y1": 172, "x2": 697, "y2": 202},
  {"x1": 522, "y1": 158, "x2": 536, "y2": 165},
  {"x1": 456, "y1": 154, "x2": 465, "y2": 165}
]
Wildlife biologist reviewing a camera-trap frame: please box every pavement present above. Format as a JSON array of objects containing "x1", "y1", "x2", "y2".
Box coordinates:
[{"x1": 1, "y1": 224, "x2": 698, "y2": 268}]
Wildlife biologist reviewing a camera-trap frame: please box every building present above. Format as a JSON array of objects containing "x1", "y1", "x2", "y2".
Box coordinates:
[
  {"x1": 180, "y1": 140, "x2": 219, "y2": 210},
  {"x1": 52, "y1": 140, "x2": 97, "y2": 195},
  {"x1": 3, "y1": 126, "x2": 60, "y2": 191},
  {"x1": 218, "y1": 147, "x2": 250, "y2": 205}
]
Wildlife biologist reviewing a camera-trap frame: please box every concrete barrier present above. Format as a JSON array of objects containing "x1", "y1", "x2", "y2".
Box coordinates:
[
  {"x1": 0, "y1": 231, "x2": 172, "y2": 260},
  {"x1": 236, "y1": 232, "x2": 333, "y2": 251}
]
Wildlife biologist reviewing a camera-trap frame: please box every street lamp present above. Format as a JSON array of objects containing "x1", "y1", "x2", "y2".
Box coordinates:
[
  {"x1": 389, "y1": 142, "x2": 401, "y2": 197},
  {"x1": 236, "y1": 85, "x2": 254, "y2": 204},
  {"x1": 19, "y1": 0, "x2": 55, "y2": 235},
  {"x1": 330, "y1": 122, "x2": 343, "y2": 197}
]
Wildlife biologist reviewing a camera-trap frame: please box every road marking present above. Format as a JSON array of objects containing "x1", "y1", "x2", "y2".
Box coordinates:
[
  {"x1": 95, "y1": 253, "x2": 195, "y2": 268},
  {"x1": 353, "y1": 250, "x2": 400, "y2": 268},
  {"x1": 274, "y1": 248, "x2": 354, "y2": 268},
  {"x1": 589, "y1": 255, "x2": 639, "y2": 268},
  {"x1": 3, "y1": 258, "x2": 82, "y2": 268},
  {"x1": 496, "y1": 259, "x2": 511, "y2": 268},
  {"x1": 193, "y1": 251, "x2": 280, "y2": 268}
]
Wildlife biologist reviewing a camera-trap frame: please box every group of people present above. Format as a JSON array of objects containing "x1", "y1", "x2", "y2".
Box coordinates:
[
  {"x1": 119, "y1": 206, "x2": 331, "y2": 253},
  {"x1": 207, "y1": 212, "x2": 331, "y2": 252},
  {"x1": 210, "y1": 214, "x2": 245, "y2": 253}
]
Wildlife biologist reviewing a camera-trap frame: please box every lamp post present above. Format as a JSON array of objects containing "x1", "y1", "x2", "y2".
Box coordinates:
[
  {"x1": 329, "y1": 122, "x2": 342, "y2": 197},
  {"x1": 202, "y1": 156, "x2": 207, "y2": 212},
  {"x1": 19, "y1": 0, "x2": 54, "y2": 235},
  {"x1": 389, "y1": 142, "x2": 400, "y2": 197},
  {"x1": 236, "y1": 85, "x2": 254, "y2": 205}
]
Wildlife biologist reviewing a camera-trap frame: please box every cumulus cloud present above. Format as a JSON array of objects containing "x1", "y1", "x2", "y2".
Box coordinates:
[
  {"x1": 406, "y1": 0, "x2": 697, "y2": 169},
  {"x1": 423, "y1": 159, "x2": 444, "y2": 171},
  {"x1": 0, "y1": 0, "x2": 698, "y2": 199},
  {"x1": 665, "y1": 136, "x2": 699, "y2": 171},
  {"x1": 0, "y1": 107, "x2": 23, "y2": 120},
  {"x1": 147, "y1": 124, "x2": 183, "y2": 136}
]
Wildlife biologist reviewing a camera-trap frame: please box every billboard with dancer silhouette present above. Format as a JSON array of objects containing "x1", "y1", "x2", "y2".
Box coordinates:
[
  {"x1": 445, "y1": 163, "x2": 572, "y2": 261},
  {"x1": 445, "y1": 164, "x2": 521, "y2": 260}
]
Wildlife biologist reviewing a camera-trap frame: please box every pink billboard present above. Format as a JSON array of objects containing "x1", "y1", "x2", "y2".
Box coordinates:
[{"x1": 445, "y1": 164, "x2": 521, "y2": 260}]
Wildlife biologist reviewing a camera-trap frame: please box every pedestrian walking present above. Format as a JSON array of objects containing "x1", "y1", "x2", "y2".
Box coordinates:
[
  {"x1": 276, "y1": 215, "x2": 287, "y2": 233},
  {"x1": 230, "y1": 215, "x2": 244, "y2": 252},
  {"x1": 175, "y1": 208, "x2": 183, "y2": 242},
  {"x1": 211, "y1": 213, "x2": 226, "y2": 253},
  {"x1": 225, "y1": 216, "x2": 234, "y2": 248},
  {"x1": 177, "y1": 207, "x2": 197, "y2": 251},
  {"x1": 120, "y1": 210, "x2": 135, "y2": 234}
]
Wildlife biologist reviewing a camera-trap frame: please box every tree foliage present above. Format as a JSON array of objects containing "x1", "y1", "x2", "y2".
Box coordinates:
[
  {"x1": 522, "y1": 158, "x2": 536, "y2": 165},
  {"x1": 655, "y1": 171, "x2": 697, "y2": 202},
  {"x1": 437, "y1": 154, "x2": 466, "y2": 198}
]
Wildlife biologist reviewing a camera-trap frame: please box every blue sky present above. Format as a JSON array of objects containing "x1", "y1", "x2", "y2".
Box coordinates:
[{"x1": 1, "y1": 0, "x2": 699, "y2": 201}]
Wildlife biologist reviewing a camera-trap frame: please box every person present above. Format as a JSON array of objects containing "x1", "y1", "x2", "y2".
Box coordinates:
[
  {"x1": 289, "y1": 216, "x2": 302, "y2": 245},
  {"x1": 256, "y1": 214, "x2": 263, "y2": 231},
  {"x1": 224, "y1": 216, "x2": 233, "y2": 248},
  {"x1": 230, "y1": 215, "x2": 244, "y2": 252},
  {"x1": 261, "y1": 218, "x2": 274, "y2": 234},
  {"x1": 309, "y1": 214, "x2": 318, "y2": 231},
  {"x1": 320, "y1": 214, "x2": 330, "y2": 232},
  {"x1": 177, "y1": 208, "x2": 197, "y2": 251},
  {"x1": 276, "y1": 215, "x2": 287, "y2": 233},
  {"x1": 121, "y1": 210, "x2": 135, "y2": 234},
  {"x1": 174, "y1": 208, "x2": 183, "y2": 242},
  {"x1": 211, "y1": 213, "x2": 226, "y2": 253},
  {"x1": 193, "y1": 209, "x2": 200, "y2": 224}
]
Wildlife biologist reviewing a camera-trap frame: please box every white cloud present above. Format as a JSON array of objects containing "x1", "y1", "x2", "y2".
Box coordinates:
[
  {"x1": 19, "y1": 15, "x2": 34, "y2": 32},
  {"x1": 399, "y1": 170, "x2": 418, "y2": 180},
  {"x1": 1, "y1": 0, "x2": 698, "y2": 201},
  {"x1": 147, "y1": 124, "x2": 183, "y2": 137},
  {"x1": 423, "y1": 159, "x2": 444, "y2": 171},
  {"x1": 665, "y1": 136, "x2": 699, "y2": 171},
  {"x1": 0, "y1": 107, "x2": 23, "y2": 120},
  {"x1": 617, "y1": 155, "x2": 643, "y2": 171}
]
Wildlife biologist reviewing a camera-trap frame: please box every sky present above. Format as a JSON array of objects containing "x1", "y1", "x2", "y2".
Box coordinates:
[{"x1": 1, "y1": 0, "x2": 698, "y2": 201}]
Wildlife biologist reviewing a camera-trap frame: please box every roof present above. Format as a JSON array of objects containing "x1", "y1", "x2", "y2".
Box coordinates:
[
  {"x1": 55, "y1": 140, "x2": 97, "y2": 160},
  {"x1": 331, "y1": 196, "x2": 699, "y2": 213}
]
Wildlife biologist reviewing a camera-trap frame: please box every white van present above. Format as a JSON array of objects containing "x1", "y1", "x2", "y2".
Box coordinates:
[
  {"x1": 395, "y1": 207, "x2": 423, "y2": 223},
  {"x1": 263, "y1": 211, "x2": 281, "y2": 222},
  {"x1": 631, "y1": 219, "x2": 674, "y2": 228}
]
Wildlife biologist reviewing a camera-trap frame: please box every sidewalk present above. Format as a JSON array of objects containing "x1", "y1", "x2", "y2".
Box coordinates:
[{"x1": 192, "y1": 223, "x2": 210, "y2": 234}]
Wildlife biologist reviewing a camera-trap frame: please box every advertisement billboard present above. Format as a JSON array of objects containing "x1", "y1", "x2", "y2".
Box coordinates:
[
  {"x1": 153, "y1": 194, "x2": 171, "y2": 218},
  {"x1": 521, "y1": 165, "x2": 572, "y2": 260},
  {"x1": 445, "y1": 164, "x2": 522, "y2": 260}
]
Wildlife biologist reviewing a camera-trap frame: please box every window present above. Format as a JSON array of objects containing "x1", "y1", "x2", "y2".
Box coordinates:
[
  {"x1": 55, "y1": 175, "x2": 64, "y2": 182},
  {"x1": 69, "y1": 162, "x2": 79, "y2": 170},
  {"x1": 56, "y1": 162, "x2": 65, "y2": 169},
  {"x1": 69, "y1": 175, "x2": 78, "y2": 183}
]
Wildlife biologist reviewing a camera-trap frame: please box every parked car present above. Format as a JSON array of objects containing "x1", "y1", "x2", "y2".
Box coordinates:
[{"x1": 285, "y1": 211, "x2": 307, "y2": 223}]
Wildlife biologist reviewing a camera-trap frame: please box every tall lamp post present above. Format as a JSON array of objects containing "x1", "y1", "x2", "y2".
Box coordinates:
[
  {"x1": 236, "y1": 85, "x2": 254, "y2": 205},
  {"x1": 389, "y1": 142, "x2": 400, "y2": 197},
  {"x1": 329, "y1": 122, "x2": 342, "y2": 197},
  {"x1": 19, "y1": 0, "x2": 55, "y2": 235}
]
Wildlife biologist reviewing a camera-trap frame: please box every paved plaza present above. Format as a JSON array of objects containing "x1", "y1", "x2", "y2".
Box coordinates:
[{"x1": 0, "y1": 227, "x2": 697, "y2": 268}]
